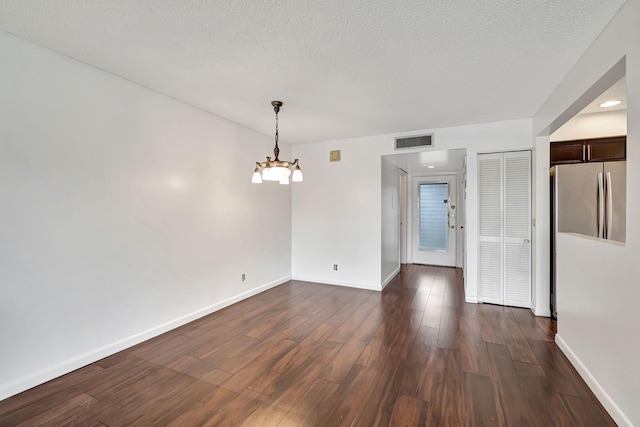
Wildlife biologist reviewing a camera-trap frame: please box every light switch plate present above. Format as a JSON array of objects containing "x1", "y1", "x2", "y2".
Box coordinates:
[{"x1": 330, "y1": 150, "x2": 341, "y2": 162}]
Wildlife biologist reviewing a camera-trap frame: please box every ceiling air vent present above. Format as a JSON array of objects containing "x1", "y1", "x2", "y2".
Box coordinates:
[{"x1": 395, "y1": 134, "x2": 434, "y2": 150}]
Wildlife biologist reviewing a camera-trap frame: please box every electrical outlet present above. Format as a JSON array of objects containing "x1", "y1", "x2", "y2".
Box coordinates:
[
  {"x1": 333, "y1": 264, "x2": 338, "y2": 271},
  {"x1": 242, "y1": 273, "x2": 246, "y2": 281}
]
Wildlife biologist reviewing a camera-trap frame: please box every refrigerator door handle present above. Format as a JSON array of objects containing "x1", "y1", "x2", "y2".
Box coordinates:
[
  {"x1": 597, "y1": 172, "x2": 605, "y2": 238},
  {"x1": 606, "y1": 171, "x2": 613, "y2": 240}
]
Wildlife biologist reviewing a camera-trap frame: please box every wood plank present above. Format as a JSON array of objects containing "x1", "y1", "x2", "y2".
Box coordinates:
[
  {"x1": 164, "y1": 386, "x2": 238, "y2": 427},
  {"x1": 459, "y1": 316, "x2": 490, "y2": 376},
  {"x1": 399, "y1": 326, "x2": 439, "y2": 398},
  {"x1": 221, "y1": 339, "x2": 297, "y2": 393},
  {"x1": 425, "y1": 348, "x2": 464, "y2": 426},
  {"x1": 421, "y1": 293, "x2": 443, "y2": 328},
  {"x1": 355, "y1": 321, "x2": 390, "y2": 369},
  {"x1": 388, "y1": 395, "x2": 428, "y2": 427},
  {"x1": 14, "y1": 393, "x2": 97, "y2": 427},
  {"x1": 497, "y1": 309, "x2": 539, "y2": 364},
  {"x1": 97, "y1": 368, "x2": 202, "y2": 426},
  {"x1": 485, "y1": 342, "x2": 530, "y2": 426},
  {"x1": 325, "y1": 291, "x2": 370, "y2": 326},
  {"x1": 126, "y1": 380, "x2": 216, "y2": 426},
  {"x1": 558, "y1": 393, "x2": 617, "y2": 427},
  {"x1": 528, "y1": 340, "x2": 591, "y2": 398},
  {"x1": 437, "y1": 304, "x2": 461, "y2": 350},
  {"x1": 326, "y1": 301, "x2": 376, "y2": 344},
  {"x1": 355, "y1": 355, "x2": 407, "y2": 426},
  {"x1": 477, "y1": 304, "x2": 506, "y2": 345},
  {"x1": 312, "y1": 365, "x2": 379, "y2": 426},
  {"x1": 200, "y1": 389, "x2": 267, "y2": 427},
  {"x1": 253, "y1": 341, "x2": 341, "y2": 404},
  {"x1": 513, "y1": 360, "x2": 575, "y2": 427},
  {"x1": 277, "y1": 378, "x2": 340, "y2": 426},
  {"x1": 463, "y1": 372, "x2": 501, "y2": 427},
  {"x1": 321, "y1": 318, "x2": 380, "y2": 383},
  {"x1": 270, "y1": 324, "x2": 335, "y2": 375},
  {"x1": 0, "y1": 364, "x2": 103, "y2": 417}
]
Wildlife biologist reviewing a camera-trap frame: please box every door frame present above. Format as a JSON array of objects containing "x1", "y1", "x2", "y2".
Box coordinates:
[
  {"x1": 399, "y1": 169, "x2": 408, "y2": 264},
  {"x1": 407, "y1": 172, "x2": 461, "y2": 267}
]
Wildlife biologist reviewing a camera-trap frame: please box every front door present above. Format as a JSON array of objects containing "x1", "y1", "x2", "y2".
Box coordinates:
[{"x1": 412, "y1": 175, "x2": 457, "y2": 266}]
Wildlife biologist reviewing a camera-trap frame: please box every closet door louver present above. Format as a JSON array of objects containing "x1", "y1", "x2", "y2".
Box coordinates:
[
  {"x1": 478, "y1": 151, "x2": 531, "y2": 308},
  {"x1": 478, "y1": 154, "x2": 504, "y2": 304},
  {"x1": 504, "y1": 152, "x2": 531, "y2": 307}
]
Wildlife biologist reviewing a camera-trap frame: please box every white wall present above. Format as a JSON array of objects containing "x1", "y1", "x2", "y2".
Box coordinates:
[
  {"x1": 532, "y1": 136, "x2": 550, "y2": 316},
  {"x1": 291, "y1": 137, "x2": 383, "y2": 290},
  {"x1": 533, "y1": 0, "x2": 639, "y2": 424},
  {"x1": 292, "y1": 119, "x2": 532, "y2": 298},
  {"x1": 0, "y1": 31, "x2": 292, "y2": 399},
  {"x1": 381, "y1": 157, "x2": 400, "y2": 287},
  {"x1": 551, "y1": 109, "x2": 626, "y2": 141}
]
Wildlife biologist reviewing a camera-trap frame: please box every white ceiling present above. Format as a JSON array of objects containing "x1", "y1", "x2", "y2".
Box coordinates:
[
  {"x1": 0, "y1": 0, "x2": 627, "y2": 144},
  {"x1": 578, "y1": 76, "x2": 627, "y2": 115},
  {"x1": 385, "y1": 149, "x2": 466, "y2": 174}
]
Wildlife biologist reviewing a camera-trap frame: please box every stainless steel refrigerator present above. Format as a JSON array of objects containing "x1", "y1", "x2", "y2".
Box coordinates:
[{"x1": 550, "y1": 161, "x2": 626, "y2": 317}]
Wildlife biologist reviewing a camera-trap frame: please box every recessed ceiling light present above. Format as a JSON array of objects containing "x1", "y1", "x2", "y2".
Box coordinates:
[
  {"x1": 599, "y1": 100, "x2": 622, "y2": 108},
  {"x1": 427, "y1": 165, "x2": 435, "y2": 169}
]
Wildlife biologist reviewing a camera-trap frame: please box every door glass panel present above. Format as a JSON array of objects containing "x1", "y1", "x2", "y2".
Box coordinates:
[{"x1": 419, "y1": 183, "x2": 448, "y2": 251}]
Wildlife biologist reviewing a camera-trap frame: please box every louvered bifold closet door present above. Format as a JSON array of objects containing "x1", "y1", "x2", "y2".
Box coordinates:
[
  {"x1": 478, "y1": 153, "x2": 504, "y2": 304},
  {"x1": 503, "y1": 151, "x2": 531, "y2": 308}
]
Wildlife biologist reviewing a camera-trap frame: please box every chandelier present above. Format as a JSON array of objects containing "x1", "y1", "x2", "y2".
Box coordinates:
[{"x1": 252, "y1": 101, "x2": 303, "y2": 185}]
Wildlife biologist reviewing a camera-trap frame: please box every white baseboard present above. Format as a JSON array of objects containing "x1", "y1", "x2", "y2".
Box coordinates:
[
  {"x1": 530, "y1": 301, "x2": 551, "y2": 317},
  {"x1": 465, "y1": 295, "x2": 478, "y2": 303},
  {"x1": 533, "y1": 305, "x2": 551, "y2": 317},
  {"x1": 0, "y1": 275, "x2": 291, "y2": 401},
  {"x1": 381, "y1": 266, "x2": 401, "y2": 290},
  {"x1": 292, "y1": 275, "x2": 381, "y2": 291},
  {"x1": 555, "y1": 334, "x2": 632, "y2": 427}
]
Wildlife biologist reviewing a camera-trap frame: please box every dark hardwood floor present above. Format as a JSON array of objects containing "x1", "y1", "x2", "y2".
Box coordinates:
[{"x1": 0, "y1": 265, "x2": 615, "y2": 426}]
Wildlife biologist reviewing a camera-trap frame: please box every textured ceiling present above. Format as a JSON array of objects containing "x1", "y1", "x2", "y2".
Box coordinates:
[{"x1": 0, "y1": 0, "x2": 627, "y2": 144}]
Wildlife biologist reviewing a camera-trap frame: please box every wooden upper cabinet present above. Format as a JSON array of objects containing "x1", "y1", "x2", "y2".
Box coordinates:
[
  {"x1": 587, "y1": 137, "x2": 626, "y2": 162},
  {"x1": 550, "y1": 136, "x2": 626, "y2": 166},
  {"x1": 550, "y1": 141, "x2": 585, "y2": 164}
]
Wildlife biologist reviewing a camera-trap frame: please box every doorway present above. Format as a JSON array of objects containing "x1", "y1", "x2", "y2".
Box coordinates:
[{"x1": 412, "y1": 175, "x2": 457, "y2": 267}]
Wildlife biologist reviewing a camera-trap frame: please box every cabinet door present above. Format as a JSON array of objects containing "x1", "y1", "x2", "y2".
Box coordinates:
[
  {"x1": 588, "y1": 137, "x2": 626, "y2": 162},
  {"x1": 550, "y1": 141, "x2": 585, "y2": 165}
]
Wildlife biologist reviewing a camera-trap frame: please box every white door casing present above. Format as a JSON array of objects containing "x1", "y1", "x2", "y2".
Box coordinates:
[{"x1": 400, "y1": 170, "x2": 408, "y2": 264}]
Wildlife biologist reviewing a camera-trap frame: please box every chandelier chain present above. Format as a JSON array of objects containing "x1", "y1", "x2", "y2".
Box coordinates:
[{"x1": 274, "y1": 106, "x2": 279, "y2": 160}]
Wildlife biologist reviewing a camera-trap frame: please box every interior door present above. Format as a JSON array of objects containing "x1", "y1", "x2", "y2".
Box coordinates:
[
  {"x1": 412, "y1": 175, "x2": 457, "y2": 266},
  {"x1": 503, "y1": 151, "x2": 531, "y2": 307},
  {"x1": 478, "y1": 151, "x2": 531, "y2": 308}
]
